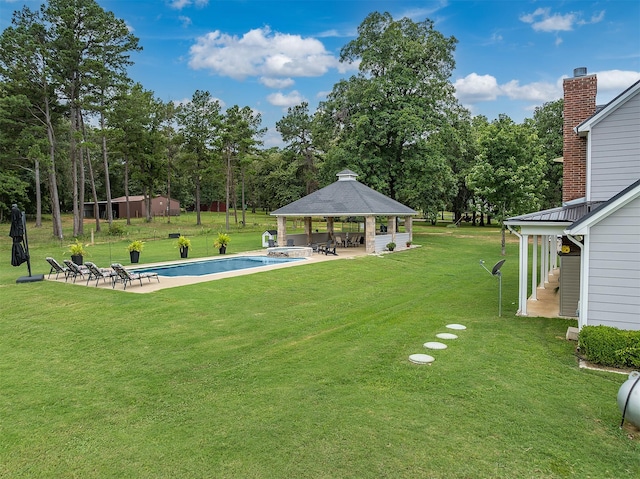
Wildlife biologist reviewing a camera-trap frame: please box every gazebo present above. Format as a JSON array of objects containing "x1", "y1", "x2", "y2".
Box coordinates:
[{"x1": 270, "y1": 170, "x2": 417, "y2": 253}]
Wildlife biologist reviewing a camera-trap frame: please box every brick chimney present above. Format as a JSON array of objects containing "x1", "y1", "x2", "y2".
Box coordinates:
[{"x1": 562, "y1": 67, "x2": 597, "y2": 203}]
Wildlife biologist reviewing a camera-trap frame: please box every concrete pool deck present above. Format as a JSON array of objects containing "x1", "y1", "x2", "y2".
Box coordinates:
[{"x1": 47, "y1": 246, "x2": 373, "y2": 293}]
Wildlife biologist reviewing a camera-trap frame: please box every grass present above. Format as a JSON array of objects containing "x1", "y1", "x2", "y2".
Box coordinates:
[{"x1": 0, "y1": 214, "x2": 638, "y2": 478}]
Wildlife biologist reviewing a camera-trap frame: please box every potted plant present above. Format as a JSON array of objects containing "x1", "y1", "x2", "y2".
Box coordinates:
[
  {"x1": 214, "y1": 232, "x2": 231, "y2": 254},
  {"x1": 386, "y1": 242, "x2": 396, "y2": 252},
  {"x1": 176, "y1": 235, "x2": 191, "y2": 258},
  {"x1": 406, "y1": 241, "x2": 412, "y2": 248},
  {"x1": 68, "y1": 238, "x2": 88, "y2": 265},
  {"x1": 127, "y1": 240, "x2": 145, "y2": 263}
]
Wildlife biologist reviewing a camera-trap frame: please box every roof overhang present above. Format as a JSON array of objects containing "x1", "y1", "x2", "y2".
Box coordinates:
[
  {"x1": 506, "y1": 221, "x2": 571, "y2": 236},
  {"x1": 271, "y1": 212, "x2": 416, "y2": 217}
]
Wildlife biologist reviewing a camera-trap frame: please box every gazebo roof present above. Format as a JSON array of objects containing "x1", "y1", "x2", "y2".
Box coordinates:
[{"x1": 271, "y1": 170, "x2": 417, "y2": 217}]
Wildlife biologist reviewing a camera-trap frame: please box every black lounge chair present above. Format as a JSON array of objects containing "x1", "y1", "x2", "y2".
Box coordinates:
[
  {"x1": 46, "y1": 257, "x2": 69, "y2": 280},
  {"x1": 111, "y1": 263, "x2": 159, "y2": 290},
  {"x1": 84, "y1": 262, "x2": 118, "y2": 287},
  {"x1": 319, "y1": 240, "x2": 337, "y2": 256},
  {"x1": 63, "y1": 259, "x2": 89, "y2": 283}
]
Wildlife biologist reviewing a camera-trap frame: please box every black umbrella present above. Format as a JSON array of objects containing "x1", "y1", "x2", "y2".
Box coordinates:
[{"x1": 9, "y1": 204, "x2": 29, "y2": 269}]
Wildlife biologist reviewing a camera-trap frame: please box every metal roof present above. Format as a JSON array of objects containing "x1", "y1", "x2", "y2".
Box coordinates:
[
  {"x1": 271, "y1": 170, "x2": 417, "y2": 217},
  {"x1": 505, "y1": 200, "x2": 603, "y2": 224}
]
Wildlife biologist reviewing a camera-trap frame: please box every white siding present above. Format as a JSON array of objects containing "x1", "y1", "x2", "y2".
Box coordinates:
[
  {"x1": 586, "y1": 197, "x2": 640, "y2": 330},
  {"x1": 589, "y1": 91, "x2": 640, "y2": 202},
  {"x1": 373, "y1": 233, "x2": 411, "y2": 253}
]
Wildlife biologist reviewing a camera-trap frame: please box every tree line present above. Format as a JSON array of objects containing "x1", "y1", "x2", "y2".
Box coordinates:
[{"x1": 0, "y1": 3, "x2": 563, "y2": 240}]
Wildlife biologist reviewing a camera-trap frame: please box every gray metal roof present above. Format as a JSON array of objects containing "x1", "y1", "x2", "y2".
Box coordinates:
[
  {"x1": 567, "y1": 178, "x2": 640, "y2": 233},
  {"x1": 505, "y1": 200, "x2": 603, "y2": 224},
  {"x1": 271, "y1": 170, "x2": 417, "y2": 217}
]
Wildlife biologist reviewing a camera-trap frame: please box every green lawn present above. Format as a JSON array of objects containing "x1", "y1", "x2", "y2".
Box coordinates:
[{"x1": 1, "y1": 215, "x2": 638, "y2": 478}]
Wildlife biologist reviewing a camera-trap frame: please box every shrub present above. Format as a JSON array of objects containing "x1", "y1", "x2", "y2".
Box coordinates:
[
  {"x1": 68, "y1": 238, "x2": 88, "y2": 256},
  {"x1": 108, "y1": 223, "x2": 127, "y2": 236},
  {"x1": 214, "y1": 233, "x2": 231, "y2": 248},
  {"x1": 176, "y1": 236, "x2": 191, "y2": 248},
  {"x1": 127, "y1": 240, "x2": 145, "y2": 253},
  {"x1": 578, "y1": 325, "x2": 640, "y2": 368}
]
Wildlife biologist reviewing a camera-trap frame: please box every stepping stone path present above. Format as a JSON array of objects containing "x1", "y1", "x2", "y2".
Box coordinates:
[
  {"x1": 423, "y1": 341, "x2": 447, "y2": 350},
  {"x1": 409, "y1": 324, "x2": 466, "y2": 365},
  {"x1": 446, "y1": 323, "x2": 467, "y2": 330},
  {"x1": 409, "y1": 354, "x2": 435, "y2": 364},
  {"x1": 436, "y1": 333, "x2": 458, "y2": 340}
]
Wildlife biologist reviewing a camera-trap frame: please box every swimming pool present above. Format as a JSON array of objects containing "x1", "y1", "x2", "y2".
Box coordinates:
[{"x1": 135, "y1": 256, "x2": 304, "y2": 277}]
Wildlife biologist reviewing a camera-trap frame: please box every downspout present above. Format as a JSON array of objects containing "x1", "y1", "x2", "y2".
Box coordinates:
[{"x1": 566, "y1": 233, "x2": 585, "y2": 327}]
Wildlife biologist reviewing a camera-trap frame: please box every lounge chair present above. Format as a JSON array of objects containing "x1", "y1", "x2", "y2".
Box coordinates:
[
  {"x1": 268, "y1": 239, "x2": 278, "y2": 247},
  {"x1": 84, "y1": 262, "x2": 118, "y2": 287},
  {"x1": 286, "y1": 239, "x2": 294, "y2": 246},
  {"x1": 111, "y1": 263, "x2": 159, "y2": 290},
  {"x1": 319, "y1": 240, "x2": 337, "y2": 256},
  {"x1": 46, "y1": 257, "x2": 69, "y2": 280},
  {"x1": 347, "y1": 235, "x2": 360, "y2": 247},
  {"x1": 63, "y1": 259, "x2": 89, "y2": 283}
]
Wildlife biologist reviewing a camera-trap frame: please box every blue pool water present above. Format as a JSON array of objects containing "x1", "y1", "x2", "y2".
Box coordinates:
[{"x1": 135, "y1": 256, "x2": 303, "y2": 277}]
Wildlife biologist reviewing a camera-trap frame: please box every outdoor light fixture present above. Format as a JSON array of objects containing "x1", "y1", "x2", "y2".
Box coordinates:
[{"x1": 480, "y1": 259, "x2": 506, "y2": 317}]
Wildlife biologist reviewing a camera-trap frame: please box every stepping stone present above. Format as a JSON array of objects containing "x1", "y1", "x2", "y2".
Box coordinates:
[
  {"x1": 409, "y1": 354, "x2": 434, "y2": 364},
  {"x1": 423, "y1": 341, "x2": 447, "y2": 350},
  {"x1": 446, "y1": 323, "x2": 467, "y2": 330},
  {"x1": 436, "y1": 333, "x2": 458, "y2": 340}
]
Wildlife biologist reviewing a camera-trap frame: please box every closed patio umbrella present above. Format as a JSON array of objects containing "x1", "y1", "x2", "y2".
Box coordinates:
[
  {"x1": 9, "y1": 204, "x2": 42, "y2": 283},
  {"x1": 9, "y1": 204, "x2": 28, "y2": 267}
]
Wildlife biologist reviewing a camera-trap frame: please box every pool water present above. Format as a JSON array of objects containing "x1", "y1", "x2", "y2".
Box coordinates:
[{"x1": 135, "y1": 256, "x2": 303, "y2": 277}]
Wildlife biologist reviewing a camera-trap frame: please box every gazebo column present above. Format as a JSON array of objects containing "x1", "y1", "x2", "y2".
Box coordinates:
[
  {"x1": 365, "y1": 216, "x2": 376, "y2": 253},
  {"x1": 405, "y1": 216, "x2": 413, "y2": 242},
  {"x1": 327, "y1": 217, "x2": 334, "y2": 241},
  {"x1": 277, "y1": 216, "x2": 287, "y2": 246},
  {"x1": 304, "y1": 217, "x2": 312, "y2": 244},
  {"x1": 388, "y1": 216, "x2": 397, "y2": 245}
]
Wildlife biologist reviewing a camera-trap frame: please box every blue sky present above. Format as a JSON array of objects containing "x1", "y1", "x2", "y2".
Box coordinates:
[{"x1": 2, "y1": 0, "x2": 639, "y2": 147}]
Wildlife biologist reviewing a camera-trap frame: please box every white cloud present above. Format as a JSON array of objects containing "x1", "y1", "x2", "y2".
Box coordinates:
[
  {"x1": 500, "y1": 79, "x2": 561, "y2": 102},
  {"x1": 455, "y1": 69, "x2": 640, "y2": 112},
  {"x1": 168, "y1": 0, "x2": 190, "y2": 9},
  {"x1": 188, "y1": 26, "x2": 347, "y2": 80},
  {"x1": 520, "y1": 7, "x2": 605, "y2": 33},
  {"x1": 168, "y1": 0, "x2": 208, "y2": 9},
  {"x1": 179, "y1": 16, "x2": 192, "y2": 28},
  {"x1": 266, "y1": 90, "x2": 306, "y2": 108},
  {"x1": 454, "y1": 73, "x2": 562, "y2": 107},
  {"x1": 260, "y1": 77, "x2": 295, "y2": 89},
  {"x1": 595, "y1": 70, "x2": 640, "y2": 92},
  {"x1": 453, "y1": 73, "x2": 501, "y2": 102}
]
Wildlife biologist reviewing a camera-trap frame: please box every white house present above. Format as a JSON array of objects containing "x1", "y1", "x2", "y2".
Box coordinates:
[{"x1": 506, "y1": 68, "x2": 640, "y2": 330}]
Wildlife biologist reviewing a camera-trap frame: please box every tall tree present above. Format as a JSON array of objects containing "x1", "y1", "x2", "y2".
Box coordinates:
[
  {"x1": 527, "y1": 99, "x2": 563, "y2": 209},
  {"x1": 276, "y1": 102, "x2": 320, "y2": 195},
  {"x1": 44, "y1": 0, "x2": 140, "y2": 235},
  {"x1": 0, "y1": 6, "x2": 64, "y2": 237},
  {"x1": 176, "y1": 90, "x2": 222, "y2": 226},
  {"x1": 316, "y1": 12, "x2": 459, "y2": 206},
  {"x1": 466, "y1": 115, "x2": 547, "y2": 254},
  {"x1": 220, "y1": 105, "x2": 265, "y2": 230},
  {"x1": 107, "y1": 83, "x2": 162, "y2": 223}
]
